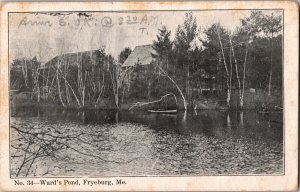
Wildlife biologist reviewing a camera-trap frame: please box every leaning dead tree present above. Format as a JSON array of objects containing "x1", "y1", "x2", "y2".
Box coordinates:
[
  {"x1": 158, "y1": 66, "x2": 187, "y2": 110},
  {"x1": 129, "y1": 63, "x2": 187, "y2": 111}
]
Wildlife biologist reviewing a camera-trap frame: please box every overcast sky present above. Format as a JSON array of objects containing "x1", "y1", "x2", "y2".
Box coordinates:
[{"x1": 9, "y1": 10, "x2": 280, "y2": 64}]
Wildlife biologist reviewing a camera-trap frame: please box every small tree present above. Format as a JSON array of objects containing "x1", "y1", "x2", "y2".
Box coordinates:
[
  {"x1": 118, "y1": 47, "x2": 132, "y2": 64},
  {"x1": 10, "y1": 57, "x2": 42, "y2": 102},
  {"x1": 152, "y1": 26, "x2": 173, "y2": 70}
]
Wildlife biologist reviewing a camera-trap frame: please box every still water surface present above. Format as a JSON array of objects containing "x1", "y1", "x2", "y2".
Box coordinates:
[{"x1": 10, "y1": 107, "x2": 283, "y2": 177}]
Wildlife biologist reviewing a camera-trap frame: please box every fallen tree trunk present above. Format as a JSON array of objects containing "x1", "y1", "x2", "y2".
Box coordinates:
[{"x1": 129, "y1": 93, "x2": 178, "y2": 110}]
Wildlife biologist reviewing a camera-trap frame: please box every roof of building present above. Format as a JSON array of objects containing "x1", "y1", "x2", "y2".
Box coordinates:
[
  {"x1": 42, "y1": 50, "x2": 100, "y2": 69},
  {"x1": 122, "y1": 45, "x2": 157, "y2": 67}
]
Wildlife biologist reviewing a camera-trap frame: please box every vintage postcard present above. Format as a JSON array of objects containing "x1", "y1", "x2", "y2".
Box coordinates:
[{"x1": 0, "y1": 1, "x2": 298, "y2": 191}]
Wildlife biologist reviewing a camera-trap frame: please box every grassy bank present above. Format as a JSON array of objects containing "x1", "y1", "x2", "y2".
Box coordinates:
[{"x1": 193, "y1": 89, "x2": 282, "y2": 110}]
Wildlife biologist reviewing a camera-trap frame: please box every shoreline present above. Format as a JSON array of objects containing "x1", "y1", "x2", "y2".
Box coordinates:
[
  {"x1": 11, "y1": 101, "x2": 282, "y2": 112},
  {"x1": 10, "y1": 89, "x2": 283, "y2": 112}
]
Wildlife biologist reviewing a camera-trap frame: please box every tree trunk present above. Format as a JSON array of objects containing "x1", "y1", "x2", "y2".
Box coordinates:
[
  {"x1": 158, "y1": 66, "x2": 187, "y2": 110},
  {"x1": 37, "y1": 86, "x2": 40, "y2": 103},
  {"x1": 82, "y1": 71, "x2": 87, "y2": 107},
  {"x1": 229, "y1": 44, "x2": 233, "y2": 105},
  {"x1": 129, "y1": 93, "x2": 178, "y2": 110},
  {"x1": 241, "y1": 43, "x2": 248, "y2": 109},
  {"x1": 32, "y1": 66, "x2": 41, "y2": 103},
  {"x1": 268, "y1": 32, "x2": 274, "y2": 96},
  {"x1": 64, "y1": 61, "x2": 70, "y2": 104},
  {"x1": 109, "y1": 64, "x2": 121, "y2": 109},
  {"x1": 24, "y1": 59, "x2": 28, "y2": 88},
  {"x1": 230, "y1": 38, "x2": 242, "y2": 109},
  {"x1": 147, "y1": 81, "x2": 151, "y2": 100},
  {"x1": 56, "y1": 69, "x2": 66, "y2": 108},
  {"x1": 215, "y1": 25, "x2": 231, "y2": 107},
  {"x1": 187, "y1": 66, "x2": 190, "y2": 105},
  {"x1": 55, "y1": 69, "x2": 82, "y2": 108}
]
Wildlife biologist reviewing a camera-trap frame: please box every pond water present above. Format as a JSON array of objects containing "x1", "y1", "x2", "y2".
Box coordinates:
[{"x1": 10, "y1": 106, "x2": 283, "y2": 177}]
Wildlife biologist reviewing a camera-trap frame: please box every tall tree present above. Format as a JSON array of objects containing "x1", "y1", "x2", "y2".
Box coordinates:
[
  {"x1": 229, "y1": 11, "x2": 260, "y2": 109},
  {"x1": 152, "y1": 26, "x2": 187, "y2": 110},
  {"x1": 174, "y1": 12, "x2": 198, "y2": 104},
  {"x1": 215, "y1": 24, "x2": 232, "y2": 107},
  {"x1": 152, "y1": 25, "x2": 173, "y2": 70},
  {"x1": 201, "y1": 23, "x2": 232, "y2": 106},
  {"x1": 236, "y1": 11, "x2": 282, "y2": 97},
  {"x1": 151, "y1": 26, "x2": 173, "y2": 98},
  {"x1": 261, "y1": 12, "x2": 282, "y2": 96}
]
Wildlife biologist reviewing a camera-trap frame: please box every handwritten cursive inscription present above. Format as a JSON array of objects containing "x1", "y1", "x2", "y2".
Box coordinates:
[
  {"x1": 17, "y1": 14, "x2": 158, "y2": 30},
  {"x1": 18, "y1": 16, "x2": 53, "y2": 28}
]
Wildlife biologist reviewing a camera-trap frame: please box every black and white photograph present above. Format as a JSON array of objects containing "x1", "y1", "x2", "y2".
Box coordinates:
[
  {"x1": 0, "y1": 2, "x2": 297, "y2": 191},
  {"x1": 8, "y1": 9, "x2": 285, "y2": 178}
]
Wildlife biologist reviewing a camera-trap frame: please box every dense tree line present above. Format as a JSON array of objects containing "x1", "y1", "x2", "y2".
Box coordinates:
[
  {"x1": 10, "y1": 49, "x2": 131, "y2": 109},
  {"x1": 149, "y1": 11, "x2": 282, "y2": 109},
  {"x1": 10, "y1": 11, "x2": 282, "y2": 110}
]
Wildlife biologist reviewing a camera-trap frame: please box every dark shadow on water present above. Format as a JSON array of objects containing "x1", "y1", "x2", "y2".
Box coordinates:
[
  {"x1": 10, "y1": 106, "x2": 284, "y2": 177},
  {"x1": 12, "y1": 106, "x2": 283, "y2": 143}
]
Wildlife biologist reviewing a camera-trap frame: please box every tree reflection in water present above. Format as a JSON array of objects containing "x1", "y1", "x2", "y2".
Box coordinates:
[{"x1": 10, "y1": 107, "x2": 283, "y2": 176}]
